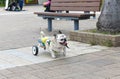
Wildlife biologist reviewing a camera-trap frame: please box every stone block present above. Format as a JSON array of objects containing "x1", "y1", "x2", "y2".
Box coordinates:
[{"x1": 70, "y1": 30, "x2": 120, "y2": 47}]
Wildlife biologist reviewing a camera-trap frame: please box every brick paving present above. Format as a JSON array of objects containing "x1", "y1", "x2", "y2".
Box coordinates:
[{"x1": 0, "y1": 47, "x2": 119, "y2": 79}]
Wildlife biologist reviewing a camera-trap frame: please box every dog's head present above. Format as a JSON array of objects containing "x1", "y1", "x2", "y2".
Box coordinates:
[{"x1": 54, "y1": 31, "x2": 69, "y2": 48}]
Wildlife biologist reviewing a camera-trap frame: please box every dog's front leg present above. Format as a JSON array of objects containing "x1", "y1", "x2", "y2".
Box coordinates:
[
  {"x1": 50, "y1": 50, "x2": 56, "y2": 58},
  {"x1": 51, "y1": 51, "x2": 56, "y2": 58},
  {"x1": 63, "y1": 47, "x2": 66, "y2": 56}
]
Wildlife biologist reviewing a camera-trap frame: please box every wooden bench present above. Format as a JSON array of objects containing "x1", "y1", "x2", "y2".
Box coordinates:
[{"x1": 34, "y1": 0, "x2": 101, "y2": 31}]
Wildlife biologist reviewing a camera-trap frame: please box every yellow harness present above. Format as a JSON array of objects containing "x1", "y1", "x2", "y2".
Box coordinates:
[{"x1": 41, "y1": 37, "x2": 48, "y2": 44}]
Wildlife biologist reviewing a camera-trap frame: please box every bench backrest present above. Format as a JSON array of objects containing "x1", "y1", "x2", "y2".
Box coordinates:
[{"x1": 50, "y1": 0, "x2": 101, "y2": 12}]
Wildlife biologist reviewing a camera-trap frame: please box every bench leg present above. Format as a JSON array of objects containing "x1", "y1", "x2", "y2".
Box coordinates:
[
  {"x1": 74, "y1": 20, "x2": 79, "y2": 30},
  {"x1": 48, "y1": 18, "x2": 52, "y2": 32}
]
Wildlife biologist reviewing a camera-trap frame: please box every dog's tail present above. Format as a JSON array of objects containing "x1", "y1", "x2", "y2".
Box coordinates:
[{"x1": 40, "y1": 28, "x2": 46, "y2": 38}]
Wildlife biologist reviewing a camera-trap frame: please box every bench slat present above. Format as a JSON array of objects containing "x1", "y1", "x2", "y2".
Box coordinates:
[
  {"x1": 51, "y1": 2, "x2": 100, "y2": 7},
  {"x1": 34, "y1": 12, "x2": 95, "y2": 18},
  {"x1": 52, "y1": 0, "x2": 101, "y2": 2},
  {"x1": 51, "y1": 7, "x2": 100, "y2": 11}
]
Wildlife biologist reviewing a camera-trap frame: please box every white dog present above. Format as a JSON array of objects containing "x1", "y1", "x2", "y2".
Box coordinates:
[{"x1": 32, "y1": 30, "x2": 68, "y2": 58}]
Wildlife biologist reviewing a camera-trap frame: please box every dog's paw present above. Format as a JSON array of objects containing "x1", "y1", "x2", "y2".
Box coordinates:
[
  {"x1": 51, "y1": 51, "x2": 56, "y2": 58},
  {"x1": 51, "y1": 54, "x2": 56, "y2": 58},
  {"x1": 63, "y1": 52, "x2": 66, "y2": 57}
]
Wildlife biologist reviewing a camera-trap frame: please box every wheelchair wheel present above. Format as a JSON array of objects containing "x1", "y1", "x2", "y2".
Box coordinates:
[{"x1": 32, "y1": 45, "x2": 38, "y2": 56}]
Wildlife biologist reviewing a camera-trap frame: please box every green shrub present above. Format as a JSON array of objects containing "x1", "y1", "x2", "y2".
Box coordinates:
[{"x1": 0, "y1": 0, "x2": 5, "y2": 7}]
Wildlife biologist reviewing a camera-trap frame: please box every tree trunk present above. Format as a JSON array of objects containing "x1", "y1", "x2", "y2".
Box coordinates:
[{"x1": 97, "y1": 0, "x2": 120, "y2": 33}]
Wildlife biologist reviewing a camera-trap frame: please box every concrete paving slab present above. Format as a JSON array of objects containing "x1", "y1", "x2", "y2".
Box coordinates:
[
  {"x1": 112, "y1": 76, "x2": 120, "y2": 79},
  {"x1": 0, "y1": 41, "x2": 108, "y2": 70}
]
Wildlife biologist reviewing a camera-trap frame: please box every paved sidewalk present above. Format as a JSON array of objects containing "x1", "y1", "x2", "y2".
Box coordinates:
[
  {"x1": 0, "y1": 46, "x2": 120, "y2": 79},
  {"x1": 0, "y1": 41, "x2": 107, "y2": 70}
]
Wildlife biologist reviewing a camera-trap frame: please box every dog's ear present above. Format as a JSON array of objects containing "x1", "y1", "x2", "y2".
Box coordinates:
[{"x1": 58, "y1": 30, "x2": 62, "y2": 34}]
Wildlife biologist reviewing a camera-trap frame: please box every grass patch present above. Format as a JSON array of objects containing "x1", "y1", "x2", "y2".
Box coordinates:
[
  {"x1": 84, "y1": 29, "x2": 120, "y2": 35},
  {"x1": 0, "y1": 5, "x2": 5, "y2": 7}
]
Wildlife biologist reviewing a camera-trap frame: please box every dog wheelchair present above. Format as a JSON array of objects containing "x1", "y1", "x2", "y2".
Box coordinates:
[
  {"x1": 32, "y1": 37, "x2": 51, "y2": 56},
  {"x1": 32, "y1": 31, "x2": 68, "y2": 58}
]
